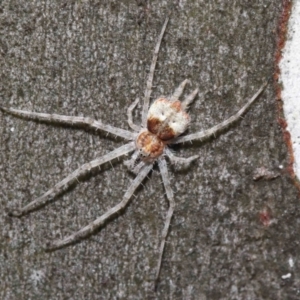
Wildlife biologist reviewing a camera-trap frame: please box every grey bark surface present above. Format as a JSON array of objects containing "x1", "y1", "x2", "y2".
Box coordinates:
[{"x1": 0, "y1": 1, "x2": 299, "y2": 299}]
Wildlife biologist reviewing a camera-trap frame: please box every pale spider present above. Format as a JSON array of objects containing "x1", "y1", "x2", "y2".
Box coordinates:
[{"x1": 1, "y1": 17, "x2": 267, "y2": 283}]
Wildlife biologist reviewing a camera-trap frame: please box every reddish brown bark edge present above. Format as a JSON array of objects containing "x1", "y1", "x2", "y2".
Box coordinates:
[{"x1": 274, "y1": 0, "x2": 300, "y2": 191}]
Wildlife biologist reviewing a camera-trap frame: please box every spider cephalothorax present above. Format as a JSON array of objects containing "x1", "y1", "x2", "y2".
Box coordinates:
[{"x1": 0, "y1": 16, "x2": 267, "y2": 286}]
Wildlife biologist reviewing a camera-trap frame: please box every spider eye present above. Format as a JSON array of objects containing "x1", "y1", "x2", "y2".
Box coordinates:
[{"x1": 138, "y1": 149, "x2": 149, "y2": 157}]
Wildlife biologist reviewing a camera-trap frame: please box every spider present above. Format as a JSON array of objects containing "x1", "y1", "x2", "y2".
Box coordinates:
[{"x1": 0, "y1": 17, "x2": 267, "y2": 284}]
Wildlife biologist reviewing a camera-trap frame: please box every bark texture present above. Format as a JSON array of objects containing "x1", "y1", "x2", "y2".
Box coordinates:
[{"x1": 0, "y1": 1, "x2": 299, "y2": 299}]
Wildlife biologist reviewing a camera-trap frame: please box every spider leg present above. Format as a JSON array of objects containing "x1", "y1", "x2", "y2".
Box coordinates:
[
  {"x1": 0, "y1": 106, "x2": 136, "y2": 140},
  {"x1": 8, "y1": 142, "x2": 136, "y2": 217},
  {"x1": 156, "y1": 157, "x2": 175, "y2": 283},
  {"x1": 165, "y1": 147, "x2": 198, "y2": 167},
  {"x1": 127, "y1": 98, "x2": 141, "y2": 132},
  {"x1": 173, "y1": 81, "x2": 268, "y2": 144},
  {"x1": 124, "y1": 150, "x2": 140, "y2": 170},
  {"x1": 141, "y1": 16, "x2": 169, "y2": 127},
  {"x1": 132, "y1": 161, "x2": 146, "y2": 175},
  {"x1": 46, "y1": 163, "x2": 153, "y2": 251},
  {"x1": 124, "y1": 150, "x2": 146, "y2": 174},
  {"x1": 170, "y1": 79, "x2": 191, "y2": 101},
  {"x1": 181, "y1": 87, "x2": 199, "y2": 111}
]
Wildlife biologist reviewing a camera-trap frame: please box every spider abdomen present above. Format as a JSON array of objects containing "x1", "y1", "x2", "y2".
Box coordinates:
[{"x1": 147, "y1": 97, "x2": 190, "y2": 141}]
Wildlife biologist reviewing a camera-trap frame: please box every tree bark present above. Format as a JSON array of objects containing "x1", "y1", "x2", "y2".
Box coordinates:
[{"x1": 0, "y1": 1, "x2": 298, "y2": 299}]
